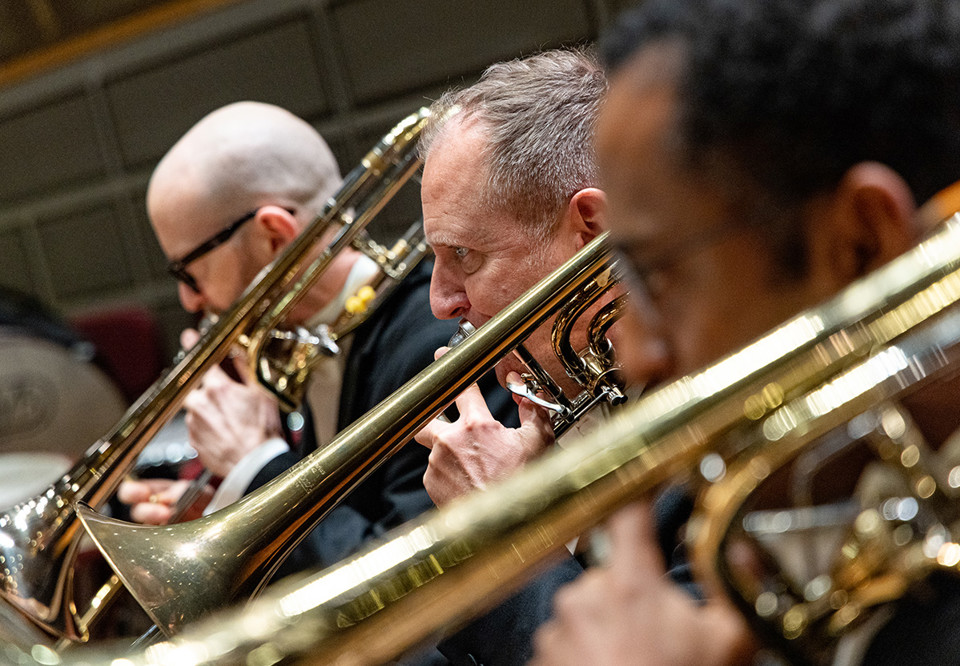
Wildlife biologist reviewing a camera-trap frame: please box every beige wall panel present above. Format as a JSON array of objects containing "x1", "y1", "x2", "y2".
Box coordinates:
[
  {"x1": 124, "y1": 188, "x2": 171, "y2": 280},
  {"x1": 605, "y1": 0, "x2": 639, "y2": 18},
  {"x1": 0, "y1": 94, "x2": 105, "y2": 202},
  {"x1": 0, "y1": 3, "x2": 41, "y2": 61},
  {"x1": 0, "y1": 229, "x2": 36, "y2": 294},
  {"x1": 332, "y1": 0, "x2": 592, "y2": 104},
  {"x1": 37, "y1": 204, "x2": 133, "y2": 299},
  {"x1": 58, "y1": 0, "x2": 170, "y2": 28},
  {"x1": 105, "y1": 18, "x2": 329, "y2": 168},
  {"x1": 0, "y1": 0, "x2": 629, "y2": 324}
]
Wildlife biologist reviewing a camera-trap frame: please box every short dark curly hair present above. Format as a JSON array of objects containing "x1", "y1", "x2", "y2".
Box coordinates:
[{"x1": 602, "y1": 0, "x2": 960, "y2": 272}]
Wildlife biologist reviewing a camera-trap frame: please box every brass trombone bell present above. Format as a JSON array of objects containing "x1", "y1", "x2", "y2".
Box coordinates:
[
  {"x1": 50, "y1": 214, "x2": 960, "y2": 666},
  {"x1": 0, "y1": 106, "x2": 430, "y2": 642},
  {"x1": 74, "y1": 234, "x2": 623, "y2": 638}
]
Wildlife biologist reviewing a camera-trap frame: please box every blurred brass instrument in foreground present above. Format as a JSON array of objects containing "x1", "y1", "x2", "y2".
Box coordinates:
[
  {"x1": 0, "y1": 107, "x2": 430, "y2": 643},
  {"x1": 69, "y1": 234, "x2": 625, "y2": 640},
  {"x1": 25, "y1": 214, "x2": 960, "y2": 666}
]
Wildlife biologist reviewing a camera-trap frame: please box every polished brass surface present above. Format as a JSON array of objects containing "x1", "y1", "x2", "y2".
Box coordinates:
[
  {"x1": 74, "y1": 234, "x2": 618, "y2": 639},
  {"x1": 22, "y1": 217, "x2": 960, "y2": 665},
  {"x1": 501, "y1": 258, "x2": 626, "y2": 437},
  {"x1": 254, "y1": 219, "x2": 431, "y2": 411},
  {"x1": 275, "y1": 215, "x2": 960, "y2": 666},
  {"x1": 0, "y1": 595, "x2": 51, "y2": 652},
  {"x1": 691, "y1": 339, "x2": 960, "y2": 662},
  {"x1": 549, "y1": 268, "x2": 627, "y2": 428},
  {"x1": 245, "y1": 106, "x2": 429, "y2": 408},
  {"x1": 0, "y1": 107, "x2": 429, "y2": 642}
]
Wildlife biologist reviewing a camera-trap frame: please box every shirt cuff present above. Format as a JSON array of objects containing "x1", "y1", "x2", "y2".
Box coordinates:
[{"x1": 203, "y1": 437, "x2": 290, "y2": 514}]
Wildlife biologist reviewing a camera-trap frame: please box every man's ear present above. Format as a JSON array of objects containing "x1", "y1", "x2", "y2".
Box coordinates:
[
  {"x1": 809, "y1": 162, "x2": 917, "y2": 285},
  {"x1": 567, "y1": 187, "x2": 607, "y2": 248},
  {"x1": 255, "y1": 206, "x2": 300, "y2": 252}
]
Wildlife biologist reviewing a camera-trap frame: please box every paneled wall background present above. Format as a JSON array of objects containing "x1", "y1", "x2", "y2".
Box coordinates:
[{"x1": 0, "y1": 0, "x2": 635, "y2": 358}]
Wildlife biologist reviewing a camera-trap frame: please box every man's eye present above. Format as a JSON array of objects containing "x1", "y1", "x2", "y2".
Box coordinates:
[{"x1": 453, "y1": 246, "x2": 482, "y2": 274}]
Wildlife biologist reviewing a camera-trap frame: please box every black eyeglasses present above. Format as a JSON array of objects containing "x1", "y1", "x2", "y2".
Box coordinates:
[
  {"x1": 166, "y1": 209, "x2": 258, "y2": 294},
  {"x1": 166, "y1": 207, "x2": 294, "y2": 294}
]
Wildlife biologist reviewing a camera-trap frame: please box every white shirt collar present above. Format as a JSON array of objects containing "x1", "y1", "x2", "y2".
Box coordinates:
[{"x1": 307, "y1": 254, "x2": 380, "y2": 328}]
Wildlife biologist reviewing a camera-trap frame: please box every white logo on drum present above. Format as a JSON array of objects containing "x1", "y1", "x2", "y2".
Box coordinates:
[{"x1": 0, "y1": 374, "x2": 55, "y2": 439}]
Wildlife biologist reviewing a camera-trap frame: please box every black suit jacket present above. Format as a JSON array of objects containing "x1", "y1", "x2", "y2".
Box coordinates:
[{"x1": 247, "y1": 259, "x2": 519, "y2": 578}]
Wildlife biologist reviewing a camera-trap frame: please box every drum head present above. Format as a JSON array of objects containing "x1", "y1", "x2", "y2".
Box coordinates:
[{"x1": 0, "y1": 332, "x2": 126, "y2": 506}]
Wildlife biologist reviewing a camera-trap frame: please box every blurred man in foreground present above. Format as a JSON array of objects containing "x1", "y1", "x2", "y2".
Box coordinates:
[{"x1": 532, "y1": 0, "x2": 960, "y2": 663}]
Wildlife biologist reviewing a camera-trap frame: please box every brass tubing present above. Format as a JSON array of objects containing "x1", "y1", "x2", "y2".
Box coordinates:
[
  {"x1": 34, "y1": 216, "x2": 960, "y2": 666},
  {"x1": 550, "y1": 264, "x2": 621, "y2": 388},
  {"x1": 75, "y1": 235, "x2": 616, "y2": 638},
  {"x1": 0, "y1": 107, "x2": 429, "y2": 641},
  {"x1": 278, "y1": 215, "x2": 960, "y2": 665}
]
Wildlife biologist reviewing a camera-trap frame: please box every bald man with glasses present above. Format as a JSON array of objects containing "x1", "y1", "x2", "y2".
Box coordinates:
[
  {"x1": 119, "y1": 102, "x2": 517, "y2": 588},
  {"x1": 164, "y1": 206, "x2": 292, "y2": 294}
]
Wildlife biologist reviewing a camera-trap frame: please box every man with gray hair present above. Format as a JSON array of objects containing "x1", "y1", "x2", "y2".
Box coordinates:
[
  {"x1": 415, "y1": 48, "x2": 667, "y2": 506},
  {"x1": 118, "y1": 101, "x2": 516, "y2": 586},
  {"x1": 413, "y1": 49, "x2": 667, "y2": 665}
]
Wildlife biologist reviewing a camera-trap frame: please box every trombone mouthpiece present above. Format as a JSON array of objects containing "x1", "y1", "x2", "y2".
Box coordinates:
[{"x1": 448, "y1": 319, "x2": 477, "y2": 347}]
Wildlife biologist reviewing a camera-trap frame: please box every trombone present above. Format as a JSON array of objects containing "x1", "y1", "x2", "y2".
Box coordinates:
[
  {"x1": 40, "y1": 214, "x2": 960, "y2": 666},
  {"x1": 0, "y1": 107, "x2": 430, "y2": 642},
  {"x1": 72, "y1": 233, "x2": 626, "y2": 638}
]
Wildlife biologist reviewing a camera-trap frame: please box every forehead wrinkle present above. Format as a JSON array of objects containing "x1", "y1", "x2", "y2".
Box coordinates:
[
  {"x1": 422, "y1": 120, "x2": 499, "y2": 250},
  {"x1": 425, "y1": 215, "x2": 498, "y2": 250}
]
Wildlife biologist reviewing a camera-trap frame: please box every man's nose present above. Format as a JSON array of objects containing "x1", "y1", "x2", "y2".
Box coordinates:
[
  {"x1": 429, "y1": 263, "x2": 470, "y2": 321},
  {"x1": 178, "y1": 282, "x2": 205, "y2": 313}
]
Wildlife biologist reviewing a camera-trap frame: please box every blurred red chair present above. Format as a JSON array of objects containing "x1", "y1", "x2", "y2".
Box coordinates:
[
  {"x1": 67, "y1": 306, "x2": 172, "y2": 635},
  {"x1": 70, "y1": 306, "x2": 167, "y2": 404}
]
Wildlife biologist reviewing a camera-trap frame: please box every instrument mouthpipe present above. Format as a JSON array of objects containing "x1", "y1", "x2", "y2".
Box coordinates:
[
  {"x1": 271, "y1": 215, "x2": 960, "y2": 665},
  {"x1": 16, "y1": 226, "x2": 960, "y2": 665}
]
